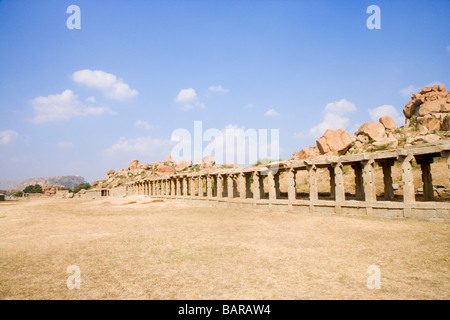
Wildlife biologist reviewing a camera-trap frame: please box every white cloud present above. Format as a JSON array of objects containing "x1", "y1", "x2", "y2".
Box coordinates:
[
  {"x1": 399, "y1": 85, "x2": 419, "y2": 97},
  {"x1": 264, "y1": 109, "x2": 279, "y2": 116},
  {"x1": 86, "y1": 96, "x2": 96, "y2": 102},
  {"x1": 31, "y1": 89, "x2": 114, "y2": 123},
  {"x1": 135, "y1": 120, "x2": 152, "y2": 130},
  {"x1": 57, "y1": 141, "x2": 74, "y2": 148},
  {"x1": 324, "y1": 99, "x2": 356, "y2": 114},
  {"x1": 72, "y1": 69, "x2": 138, "y2": 100},
  {"x1": 175, "y1": 88, "x2": 204, "y2": 110},
  {"x1": 208, "y1": 85, "x2": 229, "y2": 93},
  {"x1": 310, "y1": 113, "x2": 351, "y2": 137},
  {"x1": 309, "y1": 98, "x2": 357, "y2": 137},
  {"x1": 244, "y1": 103, "x2": 254, "y2": 109},
  {"x1": 105, "y1": 136, "x2": 173, "y2": 156},
  {"x1": 368, "y1": 105, "x2": 403, "y2": 125},
  {"x1": 0, "y1": 130, "x2": 18, "y2": 145},
  {"x1": 400, "y1": 82, "x2": 443, "y2": 97}
]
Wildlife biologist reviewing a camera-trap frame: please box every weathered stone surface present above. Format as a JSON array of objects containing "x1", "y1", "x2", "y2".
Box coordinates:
[
  {"x1": 175, "y1": 160, "x2": 192, "y2": 171},
  {"x1": 356, "y1": 122, "x2": 387, "y2": 141},
  {"x1": 417, "y1": 115, "x2": 441, "y2": 131},
  {"x1": 293, "y1": 147, "x2": 319, "y2": 160},
  {"x1": 316, "y1": 129, "x2": 353, "y2": 155},
  {"x1": 403, "y1": 85, "x2": 449, "y2": 131},
  {"x1": 107, "y1": 169, "x2": 115, "y2": 176},
  {"x1": 128, "y1": 159, "x2": 140, "y2": 171},
  {"x1": 197, "y1": 156, "x2": 216, "y2": 169},
  {"x1": 156, "y1": 164, "x2": 175, "y2": 176},
  {"x1": 423, "y1": 134, "x2": 440, "y2": 144},
  {"x1": 379, "y1": 115, "x2": 396, "y2": 130},
  {"x1": 163, "y1": 154, "x2": 174, "y2": 163},
  {"x1": 442, "y1": 114, "x2": 450, "y2": 131}
]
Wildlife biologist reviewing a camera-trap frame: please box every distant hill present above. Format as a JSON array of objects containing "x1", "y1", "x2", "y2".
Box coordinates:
[
  {"x1": 12, "y1": 176, "x2": 87, "y2": 191},
  {"x1": 0, "y1": 181, "x2": 18, "y2": 191}
]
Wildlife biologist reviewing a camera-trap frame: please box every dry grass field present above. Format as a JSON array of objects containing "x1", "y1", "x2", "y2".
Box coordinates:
[{"x1": 0, "y1": 197, "x2": 449, "y2": 300}]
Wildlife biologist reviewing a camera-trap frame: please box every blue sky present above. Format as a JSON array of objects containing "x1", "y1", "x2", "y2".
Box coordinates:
[{"x1": 0, "y1": 0, "x2": 449, "y2": 182}]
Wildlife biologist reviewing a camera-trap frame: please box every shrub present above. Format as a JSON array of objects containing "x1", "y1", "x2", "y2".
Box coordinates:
[
  {"x1": 23, "y1": 184, "x2": 43, "y2": 194},
  {"x1": 13, "y1": 191, "x2": 23, "y2": 197},
  {"x1": 73, "y1": 183, "x2": 91, "y2": 194}
]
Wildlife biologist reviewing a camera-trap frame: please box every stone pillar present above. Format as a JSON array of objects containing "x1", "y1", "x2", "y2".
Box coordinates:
[
  {"x1": 239, "y1": 173, "x2": 246, "y2": 199},
  {"x1": 166, "y1": 179, "x2": 171, "y2": 195},
  {"x1": 245, "y1": 173, "x2": 253, "y2": 198},
  {"x1": 351, "y1": 163, "x2": 365, "y2": 200},
  {"x1": 190, "y1": 177, "x2": 196, "y2": 196},
  {"x1": 212, "y1": 175, "x2": 217, "y2": 197},
  {"x1": 252, "y1": 171, "x2": 263, "y2": 200},
  {"x1": 329, "y1": 167, "x2": 335, "y2": 199},
  {"x1": 417, "y1": 157, "x2": 434, "y2": 200},
  {"x1": 217, "y1": 175, "x2": 223, "y2": 199},
  {"x1": 207, "y1": 175, "x2": 213, "y2": 198},
  {"x1": 307, "y1": 165, "x2": 318, "y2": 201},
  {"x1": 268, "y1": 171, "x2": 276, "y2": 200},
  {"x1": 380, "y1": 160, "x2": 394, "y2": 201},
  {"x1": 182, "y1": 177, "x2": 188, "y2": 196},
  {"x1": 362, "y1": 159, "x2": 376, "y2": 202},
  {"x1": 198, "y1": 176, "x2": 203, "y2": 196},
  {"x1": 176, "y1": 178, "x2": 181, "y2": 196},
  {"x1": 333, "y1": 163, "x2": 345, "y2": 202},
  {"x1": 288, "y1": 168, "x2": 296, "y2": 203},
  {"x1": 228, "y1": 175, "x2": 234, "y2": 198},
  {"x1": 400, "y1": 154, "x2": 415, "y2": 204},
  {"x1": 170, "y1": 178, "x2": 175, "y2": 196},
  {"x1": 222, "y1": 175, "x2": 228, "y2": 197}
]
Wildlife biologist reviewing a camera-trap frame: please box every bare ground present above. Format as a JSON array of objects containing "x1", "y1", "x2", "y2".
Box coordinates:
[{"x1": 0, "y1": 197, "x2": 448, "y2": 300}]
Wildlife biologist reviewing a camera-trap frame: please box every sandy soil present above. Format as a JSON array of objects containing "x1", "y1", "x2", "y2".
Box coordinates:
[{"x1": 0, "y1": 197, "x2": 448, "y2": 300}]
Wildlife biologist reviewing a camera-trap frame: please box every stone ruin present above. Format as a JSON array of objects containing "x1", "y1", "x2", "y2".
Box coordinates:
[{"x1": 80, "y1": 85, "x2": 450, "y2": 221}]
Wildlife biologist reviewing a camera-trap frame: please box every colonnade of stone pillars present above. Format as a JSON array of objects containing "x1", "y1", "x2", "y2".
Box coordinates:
[{"x1": 126, "y1": 146, "x2": 449, "y2": 205}]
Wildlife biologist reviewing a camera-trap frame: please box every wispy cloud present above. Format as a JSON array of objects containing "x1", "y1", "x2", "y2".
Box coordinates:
[
  {"x1": 135, "y1": 120, "x2": 152, "y2": 130},
  {"x1": 0, "y1": 130, "x2": 18, "y2": 145},
  {"x1": 72, "y1": 69, "x2": 138, "y2": 100},
  {"x1": 105, "y1": 136, "x2": 173, "y2": 157},
  {"x1": 208, "y1": 85, "x2": 229, "y2": 93},
  {"x1": 31, "y1": 89, "x2": 114, "y2": 123},
  {"x1": 175, "y1": 88, "x2": 204, "y2": 110},
  {"x1": 264, "y1": 109, "x2": 279, "y2": 117}
]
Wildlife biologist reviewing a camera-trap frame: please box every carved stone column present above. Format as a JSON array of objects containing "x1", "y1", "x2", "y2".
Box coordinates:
[
  {"x1": 217, "y1": 174, "x2": 223, "y2": 199},
  {"x1": 362, "y1": 159, "x2": 376, "y2": 202},
  {"x1": 206, "y1": 175, "x2": 213, "y2": 198},
  {"x1": 351, "y1": 163, "x2": 365, "y2": 200},
  {"x1": 307, "y1": 164, "x2": 318, "y2": 202},
  {"x1": 400, "y1": 154, "x2": 415, "y2": 204},
  {"x1": 287, "y1": 168, "x2": 296, "y2": 203},
  {"x1": 333, "y1": 162, "x2": 345, "y2": 202}
]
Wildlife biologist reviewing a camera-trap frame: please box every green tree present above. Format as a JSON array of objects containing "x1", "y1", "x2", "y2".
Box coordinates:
[
  {"x1": 73, "y1": 183, "x2": 91, "y2": 194},
  {"x1": 13, "y1": 191, "x2": 23, "y2": 197},
  {"x1": 23, "y1": 184, "x2": 43, "y2": 194}
]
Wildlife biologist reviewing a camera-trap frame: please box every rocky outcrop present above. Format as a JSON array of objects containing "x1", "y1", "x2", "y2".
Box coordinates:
[
  {"x1": 316, "y1": 129, "x2": 353, "y2": 155},
  {"x1": 403, "y1": 85, "x2": 450, "y2": 131},
  {"x1": 356, "y1": 122, "x2": 387, "y2": 141},
  {"x1": 293, "y1": 147, "x2": 320, "y2": 160},
  {"x1": 379, "y1": 115, "x2": 396, "y2": 131}
]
